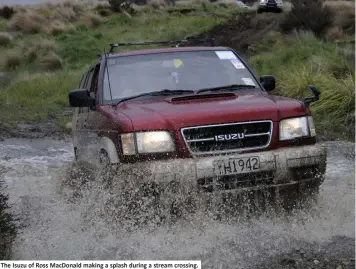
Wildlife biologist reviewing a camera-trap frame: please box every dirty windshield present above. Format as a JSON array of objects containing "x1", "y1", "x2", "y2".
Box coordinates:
[{"x1": 102, "y1": 50, "x2": 260, "y2": 103}]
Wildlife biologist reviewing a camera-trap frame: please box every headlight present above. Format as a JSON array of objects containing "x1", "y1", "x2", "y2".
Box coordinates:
[
  {"x1": 120, "y1": 131, "x2": 175, "y2": 155},
  {"x1": 279, "y1": 116, "x2": 316, "y2": 141}
]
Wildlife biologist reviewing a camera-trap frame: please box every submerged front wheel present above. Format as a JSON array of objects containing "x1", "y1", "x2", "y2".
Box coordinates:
[
  {"x1": 99, "y1": 149, "x2": 111, "y2": 169},
  {"x1": 98, "y1": 149, "x2": 116, "y2": 186}
]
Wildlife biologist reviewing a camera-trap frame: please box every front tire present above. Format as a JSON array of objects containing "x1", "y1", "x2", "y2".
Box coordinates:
[
  {"x1": 98, "y1": 149, "x2": 116, "y2": 187},
  {"x1": 99, "y1": 149, "x2": 111, "y2": 169}
]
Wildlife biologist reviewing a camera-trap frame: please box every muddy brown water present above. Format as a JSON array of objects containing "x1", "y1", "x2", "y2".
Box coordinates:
[{"x1": 0, "y1": 138, "x2": 354, "y2": 268}]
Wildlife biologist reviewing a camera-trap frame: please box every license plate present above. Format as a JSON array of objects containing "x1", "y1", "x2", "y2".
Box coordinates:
[{"x1": 213, "y1": 157, "x2": 260, "y2": 176}]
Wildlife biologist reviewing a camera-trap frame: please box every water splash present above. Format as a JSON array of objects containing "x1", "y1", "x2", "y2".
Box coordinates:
[{"x1": 0, "y1": 139, "x2": 354, "y2": 267}]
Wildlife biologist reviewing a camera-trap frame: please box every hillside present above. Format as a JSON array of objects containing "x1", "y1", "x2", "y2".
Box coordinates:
[{"x1": 0, "y1": 0, "x2": 354, "y2": 140}]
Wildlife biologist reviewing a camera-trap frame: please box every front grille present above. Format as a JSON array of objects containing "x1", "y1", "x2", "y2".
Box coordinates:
[
  {"x1": 197, "y1": 171, "x2": 275, "y2": 192},
  {"x1": 181, "y1": 120, "x2": 273, "y2": 154}
]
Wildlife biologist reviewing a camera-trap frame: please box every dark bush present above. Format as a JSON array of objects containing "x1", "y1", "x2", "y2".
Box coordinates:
[
  {"x1": 280, "y1": 0, "x2": 334, "y2": 37},
  {"x1": 0, "y1": 169, "x2": 17, "y2": 260},
  {"x1": 0, "y1": 6, "x2": 15, "y2": 20}
]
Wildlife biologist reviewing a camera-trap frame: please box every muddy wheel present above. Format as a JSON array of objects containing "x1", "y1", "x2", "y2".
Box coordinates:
[
  {"x1": 98, "y1": 149, "x2": 115, "y2": 186},
  {"x1": 99, "y1": 149, "x2": 110, "y2": 168}
]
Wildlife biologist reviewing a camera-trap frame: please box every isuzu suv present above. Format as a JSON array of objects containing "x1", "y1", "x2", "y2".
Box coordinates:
[{"x1": 68, "y1": 39, "x2": 327, "y2": 208}]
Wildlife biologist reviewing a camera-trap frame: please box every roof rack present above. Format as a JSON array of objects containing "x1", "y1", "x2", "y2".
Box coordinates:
[{"x1": 108, "y1": 37, "x2": 215, "y2": 54}]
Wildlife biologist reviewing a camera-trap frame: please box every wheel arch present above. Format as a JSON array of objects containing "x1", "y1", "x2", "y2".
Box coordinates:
[{"x1": 99, "y1": 136, "x2": 120, "y2": 164}]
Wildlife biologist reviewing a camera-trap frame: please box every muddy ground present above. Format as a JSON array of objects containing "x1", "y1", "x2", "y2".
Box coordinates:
[{"x1": 185, "y1": 12, "x2": 283, "y2": 57}]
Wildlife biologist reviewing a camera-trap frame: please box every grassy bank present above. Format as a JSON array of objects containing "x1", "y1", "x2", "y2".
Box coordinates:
[
  {"x1": 0, "y1": 0, "x2": 354, "y2": 141},
  {"x1": 250, "y1": 31, "x2": 355, "y2": 141},
  {"x1": 0, "y1": 2, "x2": 244, "y2": 130}
]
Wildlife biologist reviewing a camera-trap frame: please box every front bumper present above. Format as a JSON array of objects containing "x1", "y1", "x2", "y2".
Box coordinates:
[
  {"x1": 124, "y1": 144, "x2": 327, "y2": 194},
  {"x1": 258, "y1": 2, "x2": 283, "y2": 11}
]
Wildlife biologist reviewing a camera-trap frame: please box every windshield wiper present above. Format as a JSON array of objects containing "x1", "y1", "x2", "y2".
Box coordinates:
[
  {"x1": 196, "y1": 84, "x2": 256, "y2": 94},
  {"x1": 116, "y1": 89, "x2": 195, "y2": 105}
]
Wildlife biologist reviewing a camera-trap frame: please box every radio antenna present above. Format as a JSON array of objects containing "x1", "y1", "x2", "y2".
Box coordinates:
[{"x1": 103, "y1": 48, "x2": 114, "y2": 106}]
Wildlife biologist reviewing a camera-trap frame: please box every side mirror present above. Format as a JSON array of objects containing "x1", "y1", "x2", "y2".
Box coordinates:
[
  {"x1": 68, "y1": 89, "x2": 95, "y2": 107},
  {"x1": 260, "y1": 75, "x2": 276, "y2": 92},
  {"x1": 302, "y1": 85, "x2": 321, "y2": 108}
]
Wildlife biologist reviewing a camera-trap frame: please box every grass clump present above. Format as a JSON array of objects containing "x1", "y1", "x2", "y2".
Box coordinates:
[
  {"x1": 0, "y1": 32, "x2": 12, "y2": 46},
  {"x1": 2, "y1": 50, "x2": 22, "y2": 71},
  {"x1": 82, "y1": 13, "x2": 105, "y2": 28},
  {"x1": 250, "y1": 31, "x2": 355, "y2": 141},
  {"x1": 36, "y1": 52, "x2": 63, "y2": 72},
  {"x1": 52, "y1": 6, "x2": 77, "y2": 22},
  {"x1": 8, "y1": 12, "x2": 48, "y2": 34},
  {"x1": 24, "y1": 39, "x2": 58, "y2": 60},
  {"x1": 47, "y1": 20, "x2": 67, "y2": 36},
  {"x1": 324, "y1": 0, "x2": 355, "y2": 35}
]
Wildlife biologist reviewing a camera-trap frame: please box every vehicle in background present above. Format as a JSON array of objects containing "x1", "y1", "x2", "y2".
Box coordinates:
[{"x1": 257, "y1": 0, "x2": 283, "y2": 13}]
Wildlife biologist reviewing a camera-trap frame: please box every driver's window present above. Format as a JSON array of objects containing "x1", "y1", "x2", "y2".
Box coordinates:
[
  {"x1": 89, "y1": 65, "x2": 100, "y2": 99},
  {"x1": 79, "y1": 73, "x2": 88, "y2": 89},
  {"x1": 81, "y1": 69, "x2": 94, "y2": 113},
  {"x1": 84, "y1": 69, "x2": 94, "y2": 91}
]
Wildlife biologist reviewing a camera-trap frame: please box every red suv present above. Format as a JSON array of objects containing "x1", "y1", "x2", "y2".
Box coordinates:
[{"x1": 68, "y1": 39, "x2": 327, "y2": 207}]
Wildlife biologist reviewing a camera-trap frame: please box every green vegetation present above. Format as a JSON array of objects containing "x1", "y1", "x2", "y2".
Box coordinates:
[
  {"x1": 250, "y1": 31, "x2": 355, "y2": 140},
  {"x1": 0, "y1": 71, "x2": 80, "y2": 123},
  {"x1": 0, "y1": 0, "x2": 354, "y2": 141},
  {"x1": 0, "y1": 3, "x2": 243, "y2": 126}
]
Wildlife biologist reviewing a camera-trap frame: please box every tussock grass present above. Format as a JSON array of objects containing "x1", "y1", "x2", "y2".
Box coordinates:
[
  {"x1": 250, "y1": 31, "x2": 355, "y2": 140},
  {"x1": 324, "y1": 0, "x2": 355, "y2": 35},
  {"x1": 0, "y1": 32, "x2": 11, "y2": 46},
  {"x1": 23, "y1": 39, "x2": 58, "y2": 60},
  {"x1": 36, "y1": 52, "x2": 63, "y2": 72},
  {"x1": 8, "y1": 12, "x2": 48, "y2": 34},
  {"x1": 47, "y1": 20, "x2": 67, "y2": 36},
  {"x1": 52, "y1": 6, "x2": 77, "y2": 22},
  {"x1": 82, "y1": 13, "x2": 105, "y2": 28},
  {"x1": 324, "y1": 26, "x2": 345, "y2": 41},
  {"x1": 1, "y1": 50, "x2": 22, "y2": 70}
]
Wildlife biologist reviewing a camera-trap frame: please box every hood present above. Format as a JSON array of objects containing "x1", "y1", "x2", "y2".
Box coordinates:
[{"x1": 114, "y1": 93, "x2": 307, "y2": 131}]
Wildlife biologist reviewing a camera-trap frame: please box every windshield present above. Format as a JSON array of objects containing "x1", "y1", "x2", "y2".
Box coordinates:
[{"x1": 102, "y1": 50, "x2": 261, "y2": 104}]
